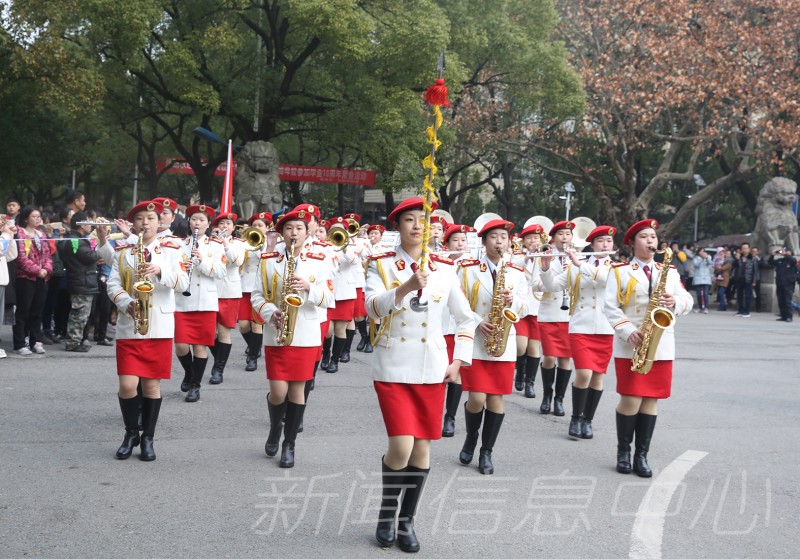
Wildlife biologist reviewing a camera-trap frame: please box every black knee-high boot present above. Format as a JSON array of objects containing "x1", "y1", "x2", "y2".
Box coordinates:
[
  {"x1": 478, "y1": 410, "x2": 505, "y2": 475},
  {"x1": 459, "y1": 404, "x2": 484, "y2": 465},
  {"x1": 616, "y1": 412, "x2": 638, "y2": 474},
  {"x1": 245, "y1": 332, "x2": 261, "y2": 371},
  {"x1": 139, "y1": 397, "x2": 162, "y2": 461},
  {"x1": 177, "y1": 352, "x2": 193, "y2": 392},
  {"x1": 397, "y1": 465, "x2": 429, "y2": 553},
  {"x1": 356, "y1": 320, "x2": 368, "y2": 352},
  {"x1": 569, "y1": 385, "x2": 588, "y2": 438},
  {"x1": 297, "y1": 380, "x2": 313, "y2": 434},
  {"x1": 265, "y1": 395, "x2": 287, "y2": 457},
  {"x1": 514, "y1": 355, "x2": 526, "y2": 391},
  {"x1": 320, "y1": 336, "x2": 333, "y2": 371},
  {"x1": 540, "y1": 366, "x2": 555, "y2": 413},
  {"x1": 280, "y1": 402, "x2": 306, "y2": 468},
  {"x1": 633, "y1": 413, "x2": 657, "y2": 478},
  {"x1": 581, "y1": 388, "x2": 603, "y2": 439},
  {"x1": 209, "y1": 341, "x2": 232, "y2": 384},
  {"x1": 116, "y1": 395, "x2": 141, "y2": 459},
  {"x1": 553, "y1": 367, "x2": 572, "y2": 416},
  {"x1": 185, "y1": 356, "x2": 207, "y2": 402},
  {"x1": 441, "y1": 383, "x2": 463, "y2": 437},
  {"x1": 340, "y1": 329, "x2": 355, "y2": 363},
  {"x1": 136, "y1": 381, "x2": 143, "y2": 429},
  {"x1": 376, "y1": 459, "x2": 404, "y2": 548},
  {"x1": 524, "y1": 356, "x2": 539, "y2": 398},
  {"x1": 327, "y1": 336, "x2": 346, "y2": 373}
]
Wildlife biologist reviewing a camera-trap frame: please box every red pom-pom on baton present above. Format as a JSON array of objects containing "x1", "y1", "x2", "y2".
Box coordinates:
[{"x1": 424, "y1": 78, "x2": 449, "y2": 107}]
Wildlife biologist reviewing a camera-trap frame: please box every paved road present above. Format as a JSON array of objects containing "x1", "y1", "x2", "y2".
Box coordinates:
[{"x1": 1, "y1": 310, "x2": 798, "y2": 558}]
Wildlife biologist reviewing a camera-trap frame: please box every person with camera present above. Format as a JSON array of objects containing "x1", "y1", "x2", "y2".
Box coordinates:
[
  {"x1": 768, "y1": 248, "x2": 798, "y2": 322},
  {"x1": 57, "y1": 212, "x2": 108, "y2": 352}
]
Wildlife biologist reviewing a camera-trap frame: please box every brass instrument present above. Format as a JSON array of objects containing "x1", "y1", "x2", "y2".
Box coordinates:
[
  {"x1": 240, "y1": 226, "x2": 265, "y2": 250},
  {"x1": 276, "y1": 239, "x2": 304, "y2": 345},
  {"x1": 484, "y1": 248, "x2": 520, "y2": 357},
  {"x1": 133, "y1": 232, "x2": 154, "y2": 335},
  {"x1": 631, "y1": 248, "x2": 676, "y2": 374},
  {"x1": 327, "y1": 219, "x2": 359, "y2": 251}
]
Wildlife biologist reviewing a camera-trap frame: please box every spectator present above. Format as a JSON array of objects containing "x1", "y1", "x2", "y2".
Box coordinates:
[
  {"x1": 692, "y1": 248, "x2": 714, "y2": 313},
  {"x1": 65, "y1": 190, "x2": 86, "y2": 213},
  {"x1": 682, "y1": 242, "x2": 696, "y2": 291},
  {"x1": 57, "y1": 211, "x2": 107, "y2": 351},
  {"x1": 751, "y1": 246, "x2": 764, "y2": 312},
  {"x1": 670, "y1": 241, "x2": 688, "y2": 285},
  {"x1": 767, "y1": 248, "x2": 798, "y2": 323},
  {"x1": 714, "y1": 248, "x2": 734, "y2": 311},
  {"x1": 42, "y1": 208, "x2": 72, "y2": 344},
  {"x1": 0, "y1": 217, "x2": 19, "y2": 358},
  {"x1": 13, "y1": 206, "x2": 53, "y2": 355},
  {"x1": 5, "y1": 197, "x2": 21, "y2": 223},
  {"x1": 732, "y1": 242, "x2": 758, "y2": 318}
]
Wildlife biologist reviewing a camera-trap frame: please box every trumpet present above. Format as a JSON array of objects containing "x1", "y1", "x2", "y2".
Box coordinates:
[
  {"x1": 239, "y1": 226, "x2": 265, "y2": 250},
  {"x1": 327, "y1": 219, "x2": 360, "y2": 251}
]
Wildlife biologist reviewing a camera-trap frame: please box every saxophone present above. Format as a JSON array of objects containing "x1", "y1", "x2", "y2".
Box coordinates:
[
  {"x1": 132, "y1": 232, "x2": 154, "y2": 335},
  {"x1": 276, "y1": 239, "x2": 304, "y2": 345},
  {"x1": 631, "y1": 247, "x2": 676, "y2": 374},
  {"x1": 484, "y1": 248, "x2": 521, "y2": 357}
]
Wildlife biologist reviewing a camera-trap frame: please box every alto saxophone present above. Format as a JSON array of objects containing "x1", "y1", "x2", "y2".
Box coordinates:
[
  {"x1": 484, "y1": 248, "x2": 520, "y2": 357},
  {"x1": 133, "y1": 232, "x2": 154, "y2": 335},
  {"x1": 631, "y1": 247, "x2": 676, "y2": 374},
  {"x1": 276, "y1": 239, "x2": 304, "y2": 345}
]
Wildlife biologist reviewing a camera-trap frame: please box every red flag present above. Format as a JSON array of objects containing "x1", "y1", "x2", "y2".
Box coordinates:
[{"x1": 220, "y1": 140, "x2": 234, "y2": 213}]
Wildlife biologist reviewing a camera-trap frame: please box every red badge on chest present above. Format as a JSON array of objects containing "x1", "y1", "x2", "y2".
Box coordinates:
[{"x1": 396, "y1": 259, "x2": 406, "y2": 271}]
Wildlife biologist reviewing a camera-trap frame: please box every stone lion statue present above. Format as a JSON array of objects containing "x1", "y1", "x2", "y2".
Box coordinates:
[
  {"x1": 753, "y1": 177, "x2": 800, "y2": 253},
  {"x1": 235, "y1": 141, "x2": 283, "y2": 218}
]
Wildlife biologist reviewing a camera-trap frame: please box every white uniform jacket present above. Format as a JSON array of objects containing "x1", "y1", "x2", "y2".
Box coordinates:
[
  {"x1": 332, "y1": 243, "x2": 360, "y2": 300},
  {"x1": 216, "y1": 237, "x2": 246, "y2": 299},
  {"x1": 251, "y1": 248, "x2": 334, "y2": 347},
  {"x1": 533, "y1": 255, "x2": 570, "y2": 323},
  {"x1": 459, "y1": 255, "x2": 529, "y2": 362},
  {"x1": 442, "y1": 255, "x2": 471, "y2": 336},
  {"x1": 512, "y1": 250, "x2": 543, "y2": 317},
  {"x1": 106, "y1": 236, "x2": 189, "y2": 340},
  {"x1": 603, "y1": 258, "x2": 693, "y2": 360},
  {"x1": 175, "y1": 235, "x2": 227, "y2": 312},
  {"x1": 239, "y1": 244, "x2": 264, "y2": 293},
  {"x1": 365, "y1": 247, "x2": 478, "y2": 384},
  {"x1": 540, "y1": 255, "x2": 615, "y2": 335}
]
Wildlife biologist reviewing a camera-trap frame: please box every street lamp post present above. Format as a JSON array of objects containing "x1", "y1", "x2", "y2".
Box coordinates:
[
  {"x1": 692, "y1": 174, "x2": 705, "y2": 242},
  {"x1": 560, "y1": 182, "x2": 576, "y2": 221}
]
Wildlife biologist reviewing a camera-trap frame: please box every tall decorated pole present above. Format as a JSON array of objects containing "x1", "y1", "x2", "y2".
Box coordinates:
[
  {"x1": 410, "y1": 52, "x2": 449, "y2": 312},
  {"x1": 220, "y1": 139, "x2": 235, "y2": 214}
]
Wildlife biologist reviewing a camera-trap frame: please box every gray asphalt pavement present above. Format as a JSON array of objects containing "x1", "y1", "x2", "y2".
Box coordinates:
[{"x1": 1, "y1": 309, "x2": 798, "y2": 558}]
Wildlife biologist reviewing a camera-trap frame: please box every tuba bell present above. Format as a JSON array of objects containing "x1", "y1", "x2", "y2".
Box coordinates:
[{"x1": 240, "y1": 226, "x2": 265, "y2": 250}]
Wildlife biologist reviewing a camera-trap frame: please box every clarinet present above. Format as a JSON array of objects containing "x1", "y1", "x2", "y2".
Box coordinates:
[
  {"x1": 182, "y1": 227, "x2": 199, "y2": 297},
  {"x1": 559, "y1": 244, "x2": 571, "y2": 311}
]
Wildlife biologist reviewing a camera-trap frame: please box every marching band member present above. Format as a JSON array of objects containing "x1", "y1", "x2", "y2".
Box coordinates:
[
  {"x1": 366, "y1": 224, "x2": 386, "y2": 254},
  {"x1": 238, "y1": 212, "x2": 272, "y2": 371},
  {"x1": 251, "y1": 208, "x2": 333, "y2": 468},
  {"x1": 604, "y1": 219, "x2": 693, "y2": 477},
  {"x1": 101, "y1": 200, "x2": 189, "y2": 461},
  {"x1": 342, "y1": 213, "x2": 367, "y2": 363},
  {"x1": 153, "y1": 197, "x2": 179, "y2": 237},
  {"x1": 512, "y1": 223, "x2": 546, "y2": 399},
  {"x1": 458, "y1": 219, "x2": 528, "y2": 475},
  {"x1": 429, "y1": 214, "x2": 449, "y2": 250},
  {"x1": 174, "y1": 205, "x2": 227, "y2": 403},
  {"x1": 540, "y1": 225, "x2": 616, "y2": 439},
  {"x1": 208, "y1": 212, "x2": 247, "y2": 384},
  {"x1": 534, "y1": 221, "x2": 575, "y2": 416},
  {"x1": 356, "y1": 224, "x2": 387, "y2": 353},
  {"x1": 440, "y1": 224, "x2": 475, "y2": 437},
  {"x1": 366, "y1": 198, "x2": 477, "y2": 553}
]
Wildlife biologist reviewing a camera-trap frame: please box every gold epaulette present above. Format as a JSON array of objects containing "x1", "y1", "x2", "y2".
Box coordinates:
[
  {"x1": 208, "y1": 237, "x2": 223, "y2": 244},
  {"x1": 612, "y1": 262, "x2": 629, "y2": 268},
  {"x1": 305, "y1": 252, "x2": 325, "y2": 260},
  {"x1": 313, "y1": 240, "x2": 331, "y2": 247},
  {"x1": 430, "y1": 253, "x2": 454, "y2": 265},
  {"x1": 506, "y1": 262, "x2": 525, "y2": 272},
  {"x1": 114, "y1": 243, "x2": 132, "y2": 252},
  {"x1": 368, "y1": 251, "x2": 396, "y2": 261},
  {"x1": 261, "y1": 252, "x2": 280, "y2": 259},
  {"x1": 459, "y1": 258, "x2": 481, "y2": 267},
  {"x1": 160, "y1": 241, "x2": 180, "y2": 249}
]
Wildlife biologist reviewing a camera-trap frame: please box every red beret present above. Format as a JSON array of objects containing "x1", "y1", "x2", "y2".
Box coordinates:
[
  {"x1": 367, "y1": 224, "x2": 386, "y2": 234},
  {"x1": 342, "y1": 212, "x2": 361, "y2": 223},
  {"x1": 586, "y1": 225, "x2": 617, "y2": 243},
  {"x1": 292, "y1": 204, "x2": 320, "y2": 220},
  {"x1": 520, "y1": 223, "x2": 545, "y2": 238},
  {"x1": 212, "y1": 212, "x2": 238, "y2": 227},
  {"x1": 443, "y1": 224, "x2": 475, "y2": 244},
  {"x1": 478, "y1": 219, "x2": 514, "y2": 238},
  {"x1": 549, "y1": 220, "x2": 575, "y2": 237},
  {"x1": 186, "y1": 204, "x2": 216, "y2": 221},
  {"x1": 152, "y1": 197, "x2": 178, "y2": 213},
  {"x1": 328, "y1": 216, "x2": 345, "y2": 229},
  {"x1": 387, "y1": 197, "x2": 439, "y2": 224},
  {"x1": 624, "y1": 219, "x2": 659, "y2": 245},
  {"x1": 249, "y1": 212, "x2": 272, "y2": 226},
  {"x1": 127, "y1": 200, "x2": 164, "y2": 223},
  {"x1": 430, "y1": 215, "x2": 450, "y2": 227},
  {"x1": 275, "y1": 209, "x2": 313, "y2": 232},
  {"x1": 318, "y1": 219, "x2": 329, "y2": 229}
]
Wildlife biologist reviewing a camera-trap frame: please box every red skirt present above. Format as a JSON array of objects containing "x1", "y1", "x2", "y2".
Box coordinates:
[
  {"x1": 175, "y1": 311, "x2": 217, "y2": 345},
  {"x1": 460, "y1": 359, "x2": 514, "y2": 395},
  {"x1": 328, "y1": 298, "x2": 355, "y2": 321},
  {"x1": 515, "y1": 315, "x2": 541, "y2": 340},
  {"x1": 615, "y1": 358, "x2": 673, "y2": 399},
  {"x1": 374, "y1": 381, "x2": 446, "y2": 440},
  {"x1": 266, "y1": 345, "x2": 318, "y2": 381},
  {"x1": 539, "y1": 321, "x2": 571, "y2": 358},
  {"x1": 116, "y1": 339, "x2": 173, "y2": 379},
  {"x1": 354, "y1": 288, "x2": 367, "y2": 317},
  {"x1": 238, "y1": 293, "x2": 254, "y2": 321},
  {"x1": 570, "y1": 334, "x2": 613, "y2": 373},
  {"x1": 217, "y1": 298, "x2": 239, "y2": 328},
  {"x1": 444, "y1": 334, "x2": 455, "y2": 363}
]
